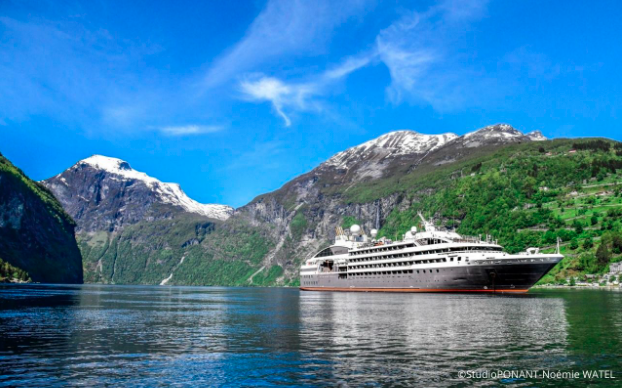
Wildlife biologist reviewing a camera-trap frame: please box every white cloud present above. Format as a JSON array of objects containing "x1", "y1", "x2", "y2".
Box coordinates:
[
  {"x1": 236, "y1": 0, "x2": 494, "y2": 123},
  {"x1": 240, "y1": 76, "x2": 317, "y2": 126},
  {"x1": 323, "y1": 53, "x2": 376, "y2": 80},
  {"x1": 238, "y1": 52, "x2": 378, "y2": 126},
  {"x1": 375, "y1": 0, "x2": 491, "y2": 110},
  {"x1": 203, "y1": 0, "x2": 374, "y2": 89},
  {"x1": 159, "y1": 125, "x2": 223, "y2": 136}
]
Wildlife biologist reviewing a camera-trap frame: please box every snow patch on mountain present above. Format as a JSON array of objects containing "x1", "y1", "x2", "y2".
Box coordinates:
[
  {"x1": 78, "y1": 155, "x2": 234, "y2": 220},
  {"x1": 323, "y1": 130, "x2": 458, "y2": 169},
  {"x1": 526, "y1": 130, "x2": 547, "y2": 141},
  {"x1": 463, "y1": 124, "x2": 523, "y2": 140}
]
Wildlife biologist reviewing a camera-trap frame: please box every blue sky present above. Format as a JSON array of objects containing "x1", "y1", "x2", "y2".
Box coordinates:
[{"x1": 0, "y1": 0, "x2": 621, "y2": 207}]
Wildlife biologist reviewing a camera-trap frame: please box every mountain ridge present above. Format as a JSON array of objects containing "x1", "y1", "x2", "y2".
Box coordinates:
[
  {"x1": 44, "y1": 155, "x2": 233, "y2": 234},
  {"x1": 37, "y1": 123, "x2": 621, "y2": 287}
]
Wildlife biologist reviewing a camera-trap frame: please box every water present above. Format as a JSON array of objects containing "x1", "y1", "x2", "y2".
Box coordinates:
[{"x1": 0, "y1": 285, "x2": 621, "y2": 387}]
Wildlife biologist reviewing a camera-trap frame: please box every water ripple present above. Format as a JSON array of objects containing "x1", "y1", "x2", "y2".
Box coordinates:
[{"x1": 0, "y1": 284, "x2": 621, "y2": 387}]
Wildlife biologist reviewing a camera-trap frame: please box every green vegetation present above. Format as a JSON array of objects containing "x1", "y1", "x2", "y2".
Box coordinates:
[
  {"x1": 290, "y1": 211, "x2": 308, "y2": 241},
  {"x1": 0, "y1": 257, "x2": 31, "y2": 282},
  {"x1": 376, "y1": 139, "x2": 622, "y2": 284},
  {"x1": 342, "y1": 216, "x2": 363, "y2": 229},
  {"x1": 0, "y1": 153, "x2": 75, "y2": 228},
  {"x1": 0, "y1": 153, "x2": 83, "y2": 283},
  {"x1": 251, "y1": 265, "x2": 284, "y2": 286},
  {"x1": 79, "y1": 211, "x2": 275, "y2": 286}
]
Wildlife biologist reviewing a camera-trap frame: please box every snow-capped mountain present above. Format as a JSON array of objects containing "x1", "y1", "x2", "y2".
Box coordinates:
[
  {"x1": 44, "y1": 155, "x2": 233, "y2": 232},
  {"x1": 324, "y1": 131, "x2": 458, "y2": 169},
  {"x1": 79, "y1": 156, "x2": 233, "y2": 220}
]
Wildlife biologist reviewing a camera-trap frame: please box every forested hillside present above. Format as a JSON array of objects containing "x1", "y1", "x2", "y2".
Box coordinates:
[
  {"x1": 0, "y1": 153, "x2": 83, "y2": 283},
  {"x1": 376, "y1": 139, "x2": 622, "y2": 284}
]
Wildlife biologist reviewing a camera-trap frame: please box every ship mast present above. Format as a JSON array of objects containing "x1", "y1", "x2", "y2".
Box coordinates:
[{"x1": 418, "y1": 212, "x2": 436, "y2": 232}]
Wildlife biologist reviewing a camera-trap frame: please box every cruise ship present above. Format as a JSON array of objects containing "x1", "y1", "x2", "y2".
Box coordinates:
[{"x1": 300, "y1": 214, "x2": 563, "y2": 293}]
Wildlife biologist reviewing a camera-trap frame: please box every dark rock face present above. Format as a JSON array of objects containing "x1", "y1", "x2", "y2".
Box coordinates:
[
  {"x1": 0, "y1": 155, "x2": 83, "y2": 284},
  {"x1": 43, "y1": 156, "x2": 233, "y2": 233},
  {"x1": 44, "y1": 163, "x2": 165, "y2": 233}
]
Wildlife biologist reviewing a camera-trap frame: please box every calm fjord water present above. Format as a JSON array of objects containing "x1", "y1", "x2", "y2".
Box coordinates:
[{"x1": 0, "y1": 285, "x2": 621, "y2": 387}]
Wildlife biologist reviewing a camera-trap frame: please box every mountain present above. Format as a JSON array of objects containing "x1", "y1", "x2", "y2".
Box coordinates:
[
  {"x1": 41, "y1": 124, "x2": 621, "y2": 287},
  {"x1": 234, "y1": 125, "x2": 620, "y2": 286},
  {"x1": 0, "y1": 153, "x2": 82, "y2": 283},
  {"x1": 44, "y1": 155, "x2": 233, "y2": 233},
  {"x1": 43, "y1": 155, "x2": 244, "y2": 285},
  {"x1": 235, "y1": 123, "x2": 553, "y2": 282}
]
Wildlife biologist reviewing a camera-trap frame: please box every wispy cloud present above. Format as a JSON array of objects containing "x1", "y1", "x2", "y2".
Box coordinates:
[
  {"x1": 203, "y1": 0, "x2": 374, "y2": 89},
  {"x1": 237, "y1": 0, "x2": 493, "y2": 123},
  {"x1": 159, "y1": 124, "x2": 223, "y2": 136},
  {"x1": 238, "y1": 53, "x2": 376, "y2": 126},
  {"x1": 323, "y1": 52, "x2": 376, "y2": 80},
  {"x1": 375, "y1": 0, "x2": 491, "y2": 109},
  {"x1": 240, "y1": 76, "x2": 317, "y2": 126}
]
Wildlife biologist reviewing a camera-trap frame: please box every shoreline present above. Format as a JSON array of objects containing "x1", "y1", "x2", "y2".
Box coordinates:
[{"x1": 534, "y1": 284, "x2": 622, "y2": 290}]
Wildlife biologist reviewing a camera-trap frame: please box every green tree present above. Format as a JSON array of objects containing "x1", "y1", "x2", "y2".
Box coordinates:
[
  {"x1": 612, "y1": 234, "x2": 622, "y2": 254},
  {"x1": 583, "y1": 237, "x2": 593, "y2": 250},
  {"x1": 574, "y1": 220, "x2": 584, "y2": 235},
  {"x1": 569, "y1": 239, "x2": 579, "y2": 250},
  {"x1": 596, "y1": 242, "x2": 610, "y2": 267},
  {"x1": 578, "y1": 252, "x2": 596, "y2": 272}
]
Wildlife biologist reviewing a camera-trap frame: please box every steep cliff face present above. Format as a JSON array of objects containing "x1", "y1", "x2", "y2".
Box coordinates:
[{"x1": 0, "y1": 153, "x2": 83, "y2": 283}]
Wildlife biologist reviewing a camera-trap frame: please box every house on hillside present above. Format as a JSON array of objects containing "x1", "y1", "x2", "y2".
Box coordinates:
[{"x1": 568, "y1": 149, "x2": 577, "y2": 154}]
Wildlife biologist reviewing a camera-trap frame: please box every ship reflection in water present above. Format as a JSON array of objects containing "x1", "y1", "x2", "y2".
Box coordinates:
[{"x1": 0, "y1": 284, "x2": 621, "y2": 387}]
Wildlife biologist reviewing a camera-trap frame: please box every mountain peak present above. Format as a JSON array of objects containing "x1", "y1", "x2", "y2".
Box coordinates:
[
  {"x1": 463, "y1": 123, "x2": 523, "y2": 139},
  {"x1": 68, "y1": 155, "x2": 234, "y2": 221},
  {"x1": 323, "y1": 130, "x2": 458, "y2": 169},
  {"x1": 81, "y1": 155, "x2": 132, "y2": 171},
  {"x1": 526, "y1": 130, "x2": 547, "y2": 141}
]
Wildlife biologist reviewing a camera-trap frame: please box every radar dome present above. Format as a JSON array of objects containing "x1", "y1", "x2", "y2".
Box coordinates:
[
  {"x1": 410, "y1": 226, "x2": 417, "y2": 235},
  {"x1": 350, "y1": 224, "x2": 361, "y2": 236},
  {"x1": 370, "y1": 229, "x2": 378, "y2": 238}
]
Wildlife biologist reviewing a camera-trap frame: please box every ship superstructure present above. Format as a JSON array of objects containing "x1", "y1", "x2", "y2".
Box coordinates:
[{"x1": 300, "y1": 214, "x2": 562, "y2": 293}]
